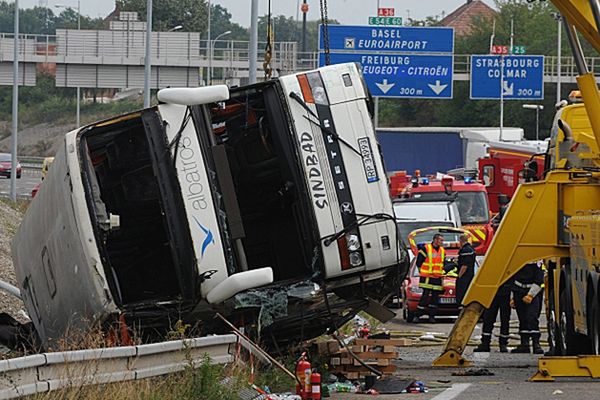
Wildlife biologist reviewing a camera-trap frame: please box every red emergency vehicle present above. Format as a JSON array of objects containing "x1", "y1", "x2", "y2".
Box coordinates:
[
  {"x1": 390, "y1": 172, "x2": 494, "y2": 255},
  {"x1": 478, "y1": 141, "x2": 546, "y2": 213}
]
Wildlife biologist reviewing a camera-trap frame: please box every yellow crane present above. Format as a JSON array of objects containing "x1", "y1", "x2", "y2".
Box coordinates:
[{"x1": 433, "y1": 0, "x2": 600, "y2": 381}]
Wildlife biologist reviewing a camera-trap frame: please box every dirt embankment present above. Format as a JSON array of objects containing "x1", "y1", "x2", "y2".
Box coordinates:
[
  {"x1": 0, "y1": 122, "x2": 76, "y2": 157},
  {"x1": 0, "y1": 200, "x2": 28, "y2": 321}
]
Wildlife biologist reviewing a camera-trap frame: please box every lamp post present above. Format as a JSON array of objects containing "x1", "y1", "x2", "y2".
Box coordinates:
[
  {"x1": 209, "y1": 30, "x2": 231, "y2": 85},
  {"x1": 144, "y1": 0, "x2": 152, "y2": 108},
  {"x1": 249, "y1": 0, "x2": 258, "y2": 84},
  {"x1": 55, "y1": 1, "x2": 81, "y2": 125},
  {"x1": 551, "y1": 12, "x2": 562, "y2": 103},
  {"x1": 169, "y1": 25, "x2": 183, "y2": 32},
  {"x1": 10, "y1": 0, "x2": 18, "y2": 201},
  {"x1": 523, "y1": 104, "x2": 544, "y2": 140},
  {"x1": 55, "y1": 0, "x2": 80, "y2": 29}
]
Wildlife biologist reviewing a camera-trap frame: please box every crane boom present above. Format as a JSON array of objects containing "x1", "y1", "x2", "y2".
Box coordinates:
[{"x1": 433, "y1": 0, "x2": 600, "y2": 367}]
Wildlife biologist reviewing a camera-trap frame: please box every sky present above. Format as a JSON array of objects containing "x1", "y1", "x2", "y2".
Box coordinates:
[{"x1": 16, "y1": 1, "x2": 497, "y2": 26}]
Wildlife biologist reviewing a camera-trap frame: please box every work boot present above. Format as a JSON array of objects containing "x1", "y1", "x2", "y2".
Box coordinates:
[
  {"x1": 428, "y1": 309, "x2": 436, "y2": 324},
  {"x1": 499, "y1": 338, "x2": 509, "y2": 353},
  {"x1": 415, "y1": 307, "x2": 425, "y2": 320},
  {"x1": 511, "y1": 335, "x2": 530, "y2": 353},
  {"x1": 532, "y1": 336, "x2": 544, "y2": 355},
  {"x1": 474, "y1": 335, "x2": 491, "y2": 352}
]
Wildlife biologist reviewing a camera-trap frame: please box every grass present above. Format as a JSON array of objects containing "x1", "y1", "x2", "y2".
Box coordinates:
[
  {"x1": 24, "y1": 355, "x2": 296, "y2": 400},
  {"x1": 0, "y1": 198, "x2": 29, "y2": 215}
]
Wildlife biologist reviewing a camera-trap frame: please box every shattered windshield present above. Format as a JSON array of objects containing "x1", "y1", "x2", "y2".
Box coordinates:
[{"x1": 455, "y1": 192, "x2": 489, "y2": 224}]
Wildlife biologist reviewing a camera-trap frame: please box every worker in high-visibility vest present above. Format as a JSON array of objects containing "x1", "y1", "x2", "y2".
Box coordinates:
[{"x1": 415, "y1": 234, "x2": 445, "y2": 323}]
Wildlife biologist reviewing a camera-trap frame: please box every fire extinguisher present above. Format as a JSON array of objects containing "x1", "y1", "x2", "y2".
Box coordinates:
[
  {"x1": 310, "y1": 369, "x2": 321, "y2": 400},
  {"x1": 296, "y1": 352, "x2": 311, "y2": 399}
]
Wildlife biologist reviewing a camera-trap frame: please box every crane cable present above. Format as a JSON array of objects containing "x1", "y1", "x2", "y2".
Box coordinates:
[
  {"x1": 263, "y1": 0, "x2": 273, "y2": 80},
  {"x1": 320, "y1": 0, "x2": 330, "y2": 65}
]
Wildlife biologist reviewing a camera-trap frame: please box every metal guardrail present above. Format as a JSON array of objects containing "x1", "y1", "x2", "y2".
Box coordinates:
[
  {"x1": 0, "y1": 334, "x2": 237, "y2": 399},
  {"x1": 18, "y1": 156, "x2": 44, "y2": 170}
]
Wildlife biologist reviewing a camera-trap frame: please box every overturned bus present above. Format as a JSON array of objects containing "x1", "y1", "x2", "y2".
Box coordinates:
[{"x1": 12, "y1": 63, "x2": 407, "y2": 348}]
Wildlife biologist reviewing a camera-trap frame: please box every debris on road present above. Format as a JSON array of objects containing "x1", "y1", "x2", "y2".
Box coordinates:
[
  {"x1": 452, "y1": 368, "x2": 495, "y2": 376},
  {"x1": 371, "y1": 377, "x2": 417, "y2": 394}
]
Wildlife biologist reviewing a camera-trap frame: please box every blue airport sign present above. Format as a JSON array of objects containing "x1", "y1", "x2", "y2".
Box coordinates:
[
  {"x1": 470, "y1": 55, "x2": 544, "y2": 100},
  {"x1": 319, "y1": 52, "x2": 453, "y2": 99},
  {"x1": 319, "y1": 25, "x2": 454, "y2": 53}
]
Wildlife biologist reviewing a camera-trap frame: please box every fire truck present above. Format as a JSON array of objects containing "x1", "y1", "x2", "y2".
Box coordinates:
[
  {"x1": 478, "y1": 140, "x2": 547, "y2": 213},
  {"x1": 391, "y1": 173, "x2": 494, "y2": 255}
]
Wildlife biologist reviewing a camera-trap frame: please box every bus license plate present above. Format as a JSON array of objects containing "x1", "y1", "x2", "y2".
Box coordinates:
[{"x1": 357, "y1": 137, "x2": 379, "y2": 183}]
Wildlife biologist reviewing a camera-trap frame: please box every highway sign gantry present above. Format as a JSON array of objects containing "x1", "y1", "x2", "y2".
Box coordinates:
[
  {"x1": 320, "y1": 25, "x2": 454, "y2": 53},
  {"x1": 470, "y1": 55, "x2": 544, "y2": 100},
  {"x1": 319, "y1": 53, "x2": 453, "y2": 99}
]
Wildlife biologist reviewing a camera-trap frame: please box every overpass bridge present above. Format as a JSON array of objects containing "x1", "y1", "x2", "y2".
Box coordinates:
[
  {"x1": 0, "y1": 29, "x2": 593, "y2": 91},
  {"x1": 0, "y1": 30, "x2": 298, "y2": 88}
]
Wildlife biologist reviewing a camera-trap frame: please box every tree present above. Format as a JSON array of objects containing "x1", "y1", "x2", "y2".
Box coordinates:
[
  {"x1": 210, "y1": 4, "x2": 247, "y2": 40},
  {"x1": 118, "y1": 0, "x2": 208, "y2": 33}
]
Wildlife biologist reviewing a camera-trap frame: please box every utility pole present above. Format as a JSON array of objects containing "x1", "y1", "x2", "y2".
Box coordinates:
[
  {"x1": 249, "y1": 0, "x2": 258, "y2": 84},
  {"x1": 207, "y1": 0, "x2": 211, "y2": 85},
  {"x1": 10, "y1": 0, "x2": 18, "y2": 201},
  {"x1": 301, "y1": 0, "x2": 307, "y2": 53},
  {"x1": 144, "y1": 0, "x2": 152, "y2": 108},
  {"x1": 76, "y1": 0, "x2": 80, "y2": 126}
]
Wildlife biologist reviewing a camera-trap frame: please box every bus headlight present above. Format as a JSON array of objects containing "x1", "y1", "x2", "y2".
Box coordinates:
[
  {"x1": 349, "y1": 252, "x2": 363, "y2": 267},
  {"x1": 346, "y1": 234, "x2": 361, "y2": 251},
  {"x1": 312, "y1": 85, "x2": 327, "y2": 104}
]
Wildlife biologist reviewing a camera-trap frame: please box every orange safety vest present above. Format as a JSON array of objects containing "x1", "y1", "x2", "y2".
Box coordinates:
[{"x1": 419, "y1": 243, "x2": 445, "y2": 278}]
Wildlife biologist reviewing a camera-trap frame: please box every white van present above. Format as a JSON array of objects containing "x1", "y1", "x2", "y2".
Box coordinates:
[{"x1": 12, "y1": 63, "x2": 405, "y2": 347}]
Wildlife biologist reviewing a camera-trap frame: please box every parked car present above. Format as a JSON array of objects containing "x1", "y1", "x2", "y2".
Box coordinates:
[
  {"x1": 402, "y1": 226, "x2": 478, "y2": 322},
  {"x1": 0, "y1": 153, "x2": 21, "y2": 178}
]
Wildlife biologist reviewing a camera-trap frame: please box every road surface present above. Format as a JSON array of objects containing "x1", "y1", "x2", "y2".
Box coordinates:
[
  {"x1": 0, "y1": 169, "x2": 40, "y2": 198},
  {"x1": 330, "y1": 311, "x2": 600, "y2": 399}
]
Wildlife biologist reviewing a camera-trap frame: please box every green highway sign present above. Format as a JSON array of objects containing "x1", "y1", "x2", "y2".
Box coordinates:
[
  {"x1": 511, "y1": 45, "x2": 526, "y2": 55},
  {"x1": 368, "y1": 16, "x2": 403, "y2": 26}
]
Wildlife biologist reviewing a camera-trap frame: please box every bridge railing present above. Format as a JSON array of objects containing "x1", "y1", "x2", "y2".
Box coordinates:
[
  {"x1": 0, "y1": 31, "x2": 597, "y2": 81},
  {"x1": 294, "y1": 52, "x2": 600, "y2": 79}
]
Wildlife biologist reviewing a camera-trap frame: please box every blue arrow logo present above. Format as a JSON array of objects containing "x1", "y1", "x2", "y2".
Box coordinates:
[{"x1": 193, "y1": 216, "x2": 215, "y2": 258}]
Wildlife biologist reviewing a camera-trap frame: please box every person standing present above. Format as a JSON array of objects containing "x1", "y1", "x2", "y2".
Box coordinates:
[
  {"x1": 415, "y1": 234, "x2": 445, "y2": 323},
  {"x1": 474, "y1": 281, "x2": 512, "y2": 353},
  {"x1": 456, "y1": 234, "x2": 476, "y2": 306},
  {"x1": 511, "y1": 262, "x2": 545, "y2": 354}
]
